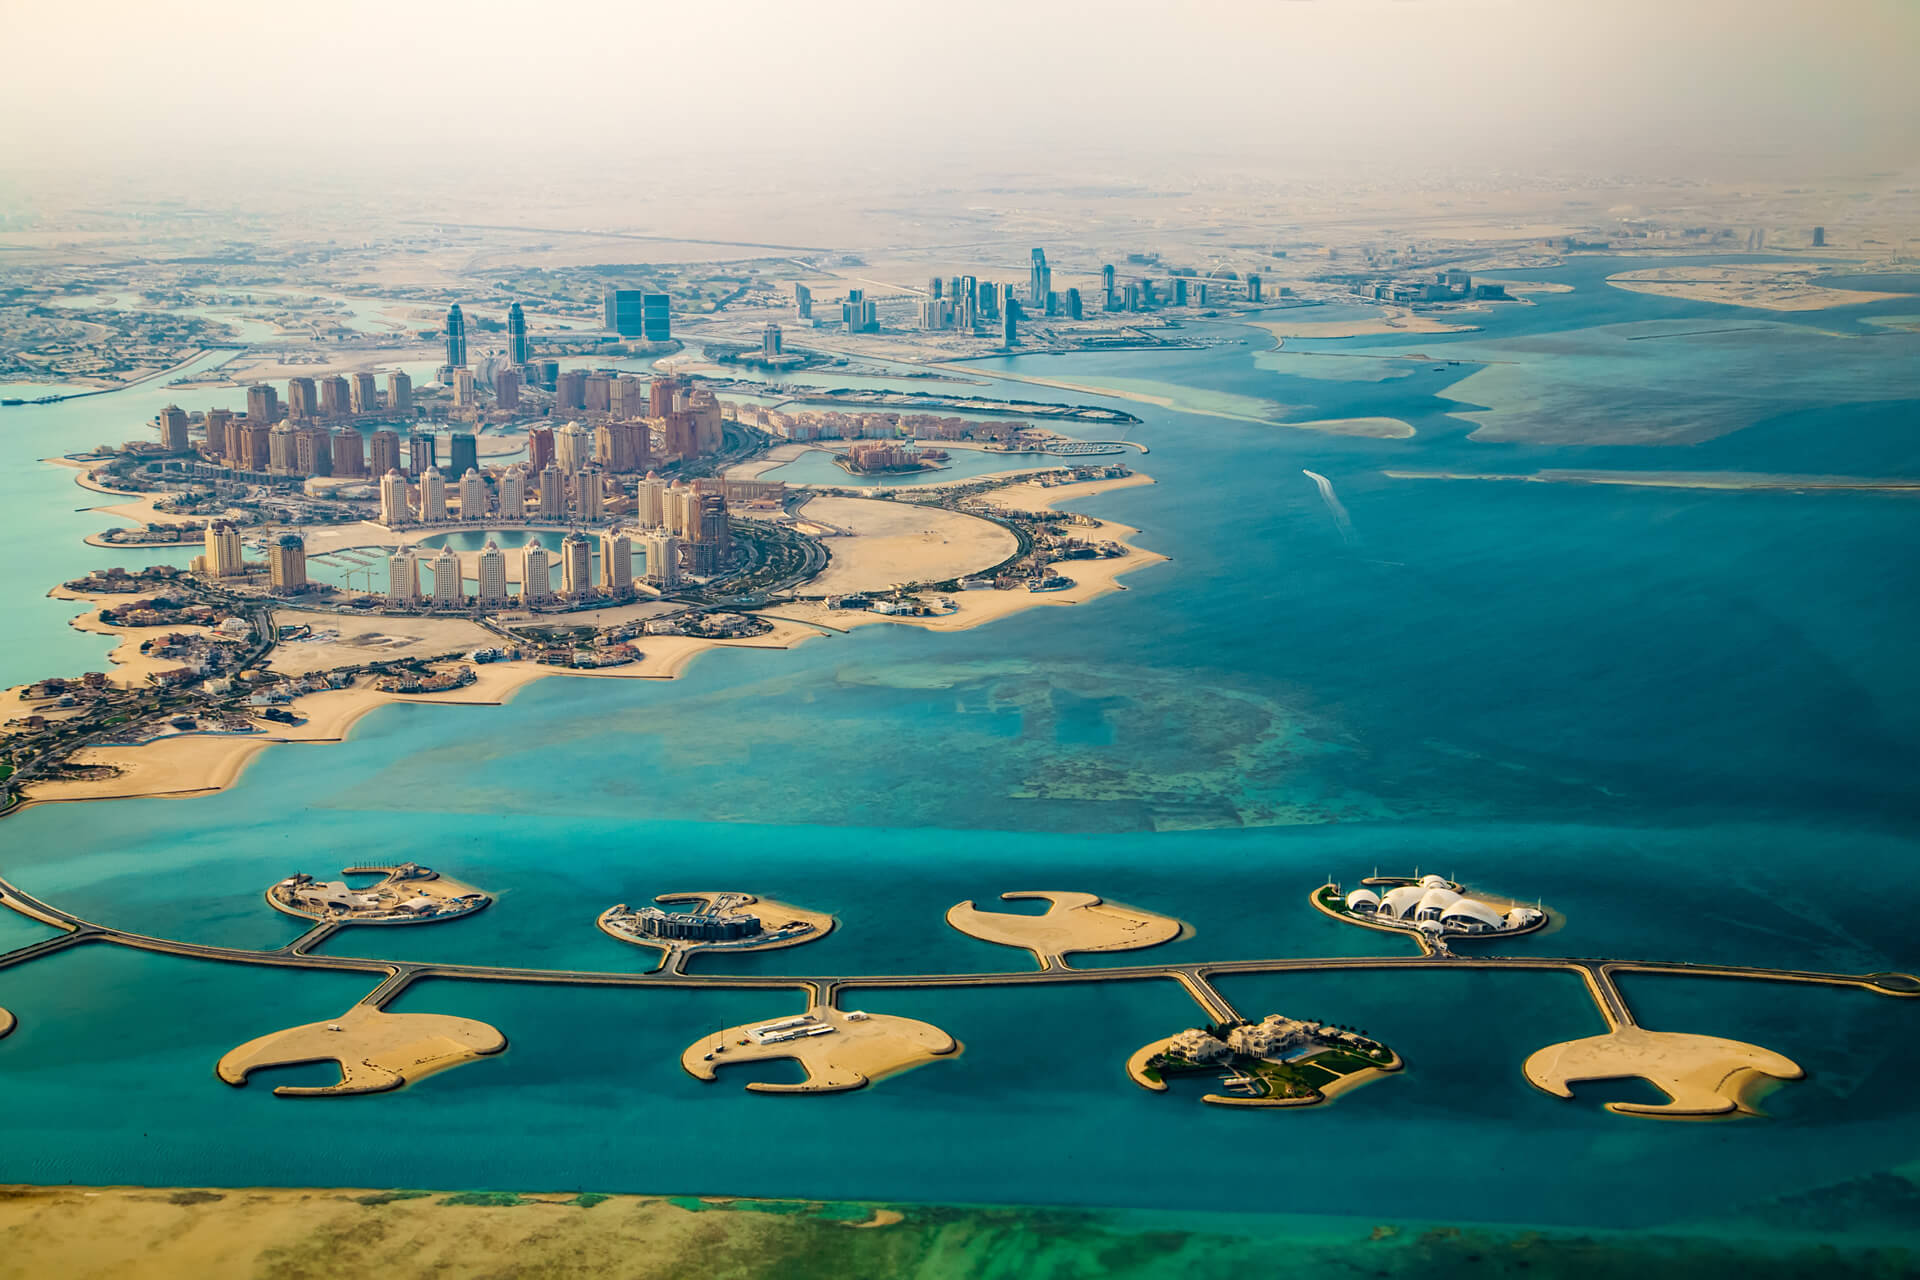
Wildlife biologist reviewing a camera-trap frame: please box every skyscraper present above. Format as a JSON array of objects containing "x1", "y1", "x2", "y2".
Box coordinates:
[
  {"x1": 369, "y1": 430, "x2": 401, "y2": 477},
  {"x1": 238, "y1": 423, "x2": 271, "y2": 471},
  {"x1": 205, "y1": 408, "x2": 232, "y2": 459},
  {"x1": 583, "y1": 373, "x2": 611, "y2": 413},
  {"x1": 204, "y1": 522, "x2": 244, "y2": 578},
  {"x1": 1029, "y1": 248, "x2": 1051, "y2": 307},
  {"x1": 648, "y1": 376, "x2": 684, "y2": 419},
  {"x1": 538, "y1": 465, "x2": 566, "y2": 520},
  {"x1": 507, "y1": 302, "x2": 531, "y2": 365},
  {"x1": 1172, "y1": 278, "x2": 1188, "y2": 307},
  {"x1": 1002, "y1": 285, "x2": 1019, "y2": 349},
  {"x1": 645, "y1": 534, "x2": 681, "y2": 587},
  {"x1": 294, "y1": 427, "x2": 332, "y2": 477},
  {"x1": 573, "y1": 471, "x2": 603, "y2": 523},
  {"x1": 554, "y1": 370, "x2": 586, "y2": 411},
  {"x1": 350, "y1": 372, "x2": 379, "y2": 415},
  {"x1": 611, "y1": 375, "x2": 647, "y2": 419},
  {"x1": 387, "y1": 371, "x2": 412, "y2": 414},
  {"x1": 635, "y1": 475, "x2": 666, "y2": 528},
  {"x1": 603, "y1": 289, "x2": 644, "y2": 337},
  {"x1": 1246, "y1": 274, "x2": 1262, "y2": 303},
  {"x1": 320, "y1": 375, "x2": 350, "y2": 418},
  {"x1": 268, "y1": 423, "x2": 298, "y2": 474},
  {"x1": 494, "y1": 368, "x2": 521, "y2": 410},
  {"x1": 268, "y1": 534, "x2": 308, "y2": 593},
  {"x1": 287, "y1": 377, "x2": 318, "y2": 422},
  {"x1": 409, "y1": 431, "x2": 436, "y2": 476},
  {"x1": 379, "y1": 470, "x2": 412, "y2": 526},
  {"x1": 1065, "y1": 288, "x2": 1083, "y2": 320},
  {"x1": 641, "y1": 293, "x2": 671, "y2": 341},
  {"x1": 430, "y1": 547, "x2": 463, "y2": 604},
  {"x1": 387, "y1": 550, "x2": 420, "y2": 602},
  {"x1": 560, "y1": 532, "x2": 593, "y2": 598},
  {"x1": 498, "y1": 465, "x2": 527, "y2": 519},
  {"x1": 600, "y1": 529, "x2": 633, "y2": 598},
  {"x1": 1101, "y1": 264, "x2": 1117, "y2": 310},
  {"x1": 449, "y1": 432, "x2": 478, "y2": 478},
  {"x1": 444, "y1": 304, "x2": 468, "y2": 368},
  {"x1": 451, "y1": 368, "x2": 477, "y2": 407},
  {"x1": 555, "y1": 421, "x2": 591, "y2": 473},
  {"x1": 419, "y1": 467, "x2": 448, "y2": 523},
  {"x1": 477, "y1": 541, "x2": 509, "y2": 605},
  {"x1": 529, "y1": 425, "x2": 555, "y2": 472},
  {"x1": 158, "y1": 405, "x2": 189, "y2": 452},
  {"x1": 246, "y1": 383, "x2": 279, "y2": 424},
  {"x1": 458, "y1": 468, "x2": 488, "y2": 520},
  {"x1": 762, "y1": 323, "x2": 783, "y2": 358},
  {"x1": 794, "y1": 283, "x2": 812, "y2": 320},
  {"x1": 332, "y1": 428, "x2": 366, "y2": 477},
  {"x1": 520, "y1": 539, "x2": 552, "y2": 602}
]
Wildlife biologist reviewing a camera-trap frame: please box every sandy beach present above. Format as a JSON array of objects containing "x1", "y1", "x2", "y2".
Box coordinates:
[
  {"x1": 799, "y1": 495, "x2": 1018, "y2": 595},
  {"x1": 946, "y1": 891, "x2": 1182, "y2": 966}
]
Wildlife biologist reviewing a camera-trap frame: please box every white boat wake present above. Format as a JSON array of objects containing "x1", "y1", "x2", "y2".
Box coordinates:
[{"x1": 1302, "y1": 469, "x2": 1355, "y2": 543}]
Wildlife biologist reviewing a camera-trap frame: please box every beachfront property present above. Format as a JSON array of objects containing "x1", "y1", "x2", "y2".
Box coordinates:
[{"x1": 1320, "y1": 874, "x2": 1546, "y2": 939}]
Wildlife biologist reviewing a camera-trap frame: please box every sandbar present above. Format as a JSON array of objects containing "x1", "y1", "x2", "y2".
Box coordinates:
[
  {"x1": 1384, "y1": 468, "x2": 1920, "y2": 493},
  {"x1": 1254, "y1": 311, "x2": 1480, "y2": 340},
  {"x1": 681, "y1": 1006, "x2": 957, "y2": 1092},
  {"x1": 946, "y1": 891, "x2": 1183, "y2": 968},
  {"x1": 1275, "y1": 416, "x2": 1414, "y2": 439},
  {"x1": 217, "y1": 1004, "x2": 507, "y2": 1097},
  {"x1": 0, "y1": 1006, "x2": 14, "y2": 1040}
]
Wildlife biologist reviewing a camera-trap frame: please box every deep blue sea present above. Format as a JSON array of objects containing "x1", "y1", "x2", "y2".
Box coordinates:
[{"x1": 2, "y1": 260, "x2": 1918, "y2": 1242}]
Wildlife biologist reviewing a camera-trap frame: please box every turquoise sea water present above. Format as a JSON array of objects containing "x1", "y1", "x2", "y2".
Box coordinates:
[{"x1": 2, "y1": 260, "x2": 1919, "y2": 1243}]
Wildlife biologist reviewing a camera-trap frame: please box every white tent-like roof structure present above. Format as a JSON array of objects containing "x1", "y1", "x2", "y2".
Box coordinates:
[
  {"x1": 1380, "y1": 886, "x2": 1425, "y2": 918},
  {"x1": 1440, "y1": 898, "x2": 1507, "y2": 929},
  {"x1": 1345, "y1": 888, "x2": 1381, "y2": 912}
]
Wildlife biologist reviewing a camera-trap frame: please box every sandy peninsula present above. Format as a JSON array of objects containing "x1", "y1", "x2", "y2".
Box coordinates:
[{"x1": 1606, "y1": 264, "x2": 1907, "y2": 311}]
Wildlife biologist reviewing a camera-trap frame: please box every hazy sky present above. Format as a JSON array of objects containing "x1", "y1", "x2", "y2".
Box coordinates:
[{"x1": 5, "y1": 0, "x2": 1917, "y2": 182}]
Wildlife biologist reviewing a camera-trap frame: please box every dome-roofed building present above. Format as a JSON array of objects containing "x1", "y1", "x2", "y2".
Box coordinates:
[
  {"x1": 1439, "y1": 898, "x2": 1508, "y2": 932},
  {"x1": 1326, "y1": 872, "x2": 1548, "y2": 939},
  {"x1": 1380, "y1": 886, "x2": 1426, "y2": 919}
]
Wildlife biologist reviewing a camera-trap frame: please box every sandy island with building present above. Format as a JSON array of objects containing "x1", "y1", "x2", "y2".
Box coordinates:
[{"x1": 681, "y1": 1006, "x2": 958, "y2": 1093}]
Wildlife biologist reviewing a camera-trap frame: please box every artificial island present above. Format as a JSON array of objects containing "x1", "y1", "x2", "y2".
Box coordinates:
[{"x1": 0, "y1": 862, "x2": 1912, "y2": 1118}]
